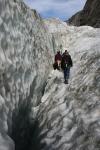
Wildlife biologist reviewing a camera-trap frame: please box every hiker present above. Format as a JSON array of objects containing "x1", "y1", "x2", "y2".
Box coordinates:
[
  {"x1": 53, "y1": 51, "x2": 62, "y2": 70},
  {"x1": 61, "y1": 50, "x2": 73, "y2": 84}
]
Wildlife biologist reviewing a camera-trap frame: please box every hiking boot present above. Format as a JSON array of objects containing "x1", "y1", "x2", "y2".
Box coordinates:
[
  {"x1": 64, "y1": 80, "x2": 68, "y2": 84},
  {"x1": 57, "y1": 67, "x2": 60, "y2": 70}
]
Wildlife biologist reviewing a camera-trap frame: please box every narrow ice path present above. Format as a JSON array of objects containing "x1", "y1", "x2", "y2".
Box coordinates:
[{"x1": 41, "y1": 69, "x2": 68, "y2": 103}]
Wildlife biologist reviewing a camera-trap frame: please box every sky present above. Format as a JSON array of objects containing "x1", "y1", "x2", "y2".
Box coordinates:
[{"x1": 24, "y1": 0, "x2": 87, "y2": 21}]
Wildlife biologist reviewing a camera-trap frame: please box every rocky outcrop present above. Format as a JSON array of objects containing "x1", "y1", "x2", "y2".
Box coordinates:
[{"x1": 67, "y1": 0, "x2": 100, "y2": 28}]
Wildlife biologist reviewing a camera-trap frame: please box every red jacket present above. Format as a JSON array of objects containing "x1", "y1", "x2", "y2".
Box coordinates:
[{"x1": 55, "y1": 53, "x2": 62, "y2": 62}]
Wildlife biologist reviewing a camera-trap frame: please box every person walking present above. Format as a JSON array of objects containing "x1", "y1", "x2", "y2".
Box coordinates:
[
  {"x1": 61, "y1": 50, "x2": 73, "y2": 84},
  {"x1": 53, "y1": 50, "x2": 62, "y2": 70}
]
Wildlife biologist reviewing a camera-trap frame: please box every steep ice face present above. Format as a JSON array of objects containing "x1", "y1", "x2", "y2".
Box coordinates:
[
  {"x1": 0, "y1": 0, "x2": 54, "y2": 149},
  {"x1": 37, "y1": 24, "x2": 100, "y2": 150},
  {"x1": 44, "y1": 18, "x2": 70, "y2": 53},
  {"x1": 44, "y1": 18, "x2": 100, "y2": 54}
]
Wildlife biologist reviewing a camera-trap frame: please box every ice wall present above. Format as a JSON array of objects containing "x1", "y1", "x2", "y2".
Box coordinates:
[
  {"x1": 44, "y1": 18, "x2": 69, "y2": 53},
  {"x1": 0, "y1": 0, "x2": 53, "y2": 149}
]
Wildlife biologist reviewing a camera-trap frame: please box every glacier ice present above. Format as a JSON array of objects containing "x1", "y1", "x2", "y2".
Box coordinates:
[
  {"x1": 38, "y1": 20, "x2": 100, "y2": 150},
  {"x1": 0, "y1": 0, "x2": 100, "y2": 150}
]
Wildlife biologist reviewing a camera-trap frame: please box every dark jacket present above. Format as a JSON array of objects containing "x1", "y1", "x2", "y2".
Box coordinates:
[{"x1": 61, "y1": 54, "x2": 73, "y2": 69}]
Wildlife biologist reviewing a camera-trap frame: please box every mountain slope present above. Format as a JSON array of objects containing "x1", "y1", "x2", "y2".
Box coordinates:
[{"x1": 67, "y1": 0, "x2": 100, "y2": 28}]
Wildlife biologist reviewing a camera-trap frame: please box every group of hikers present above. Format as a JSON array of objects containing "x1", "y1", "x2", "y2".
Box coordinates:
[{"x1": 53, "y1": 50, "x2": 73, "y2": 84}]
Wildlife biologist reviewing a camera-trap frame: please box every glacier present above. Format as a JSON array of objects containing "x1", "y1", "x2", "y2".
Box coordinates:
[
  {"x1": 0, "y1": 0, "x2": 100, "y2": 150},
  {"x1": 37, "y1": 20, "x2": 100, "y2": 150}
]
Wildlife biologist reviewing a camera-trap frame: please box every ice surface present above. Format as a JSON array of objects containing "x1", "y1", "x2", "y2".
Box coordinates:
[{"x1": 38, "y1": 20, "x2": 100, "y2": 150}]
